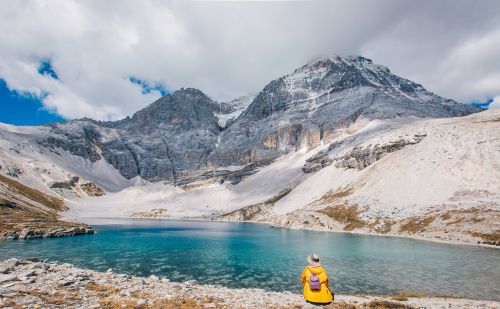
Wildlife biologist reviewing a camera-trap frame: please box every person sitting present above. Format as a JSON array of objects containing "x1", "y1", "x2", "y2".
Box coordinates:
[{"x1": 301, "y1": 253, "x2": 333, "y2": 305}]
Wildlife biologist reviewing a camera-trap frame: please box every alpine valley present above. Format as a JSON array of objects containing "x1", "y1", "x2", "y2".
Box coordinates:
[{"x1": 1, "y1": 55, "x2": 499, "y2": 246}]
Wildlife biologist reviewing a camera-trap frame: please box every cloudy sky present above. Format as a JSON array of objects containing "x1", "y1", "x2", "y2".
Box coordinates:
[{"x1": 1, "y1": 0, "x2": 499, "y2": 123}]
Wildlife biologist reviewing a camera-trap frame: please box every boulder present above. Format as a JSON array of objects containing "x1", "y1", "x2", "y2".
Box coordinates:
[
  {"x1": 0, "y1": 274, "x2": 18, "y2": 284},
  {"x1": 0, "y1": 258, "x2": 19, "y2": 274},
  {"x1": 3, "y1": 231, "x2": 19, "y2": 240}
]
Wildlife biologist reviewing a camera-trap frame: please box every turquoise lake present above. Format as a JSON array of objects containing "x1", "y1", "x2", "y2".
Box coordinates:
[{"x1": 0, "y1": 219, "x2": 499, "y2": 301}]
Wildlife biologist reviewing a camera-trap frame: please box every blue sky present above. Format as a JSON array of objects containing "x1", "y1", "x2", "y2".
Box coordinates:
[
  {"x1": 0, "y1": 60, "x2": 170, "y2": 126},
  {"x1": 0, "y1": 60, "x2": 64, "y2": 125},
  {"x1": 0, "y1": 79, "x2": 64, "y2": 126}
]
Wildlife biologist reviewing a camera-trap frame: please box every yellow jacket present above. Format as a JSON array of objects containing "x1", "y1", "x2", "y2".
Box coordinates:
[{"x1": 301, "y1": 265, "x2": 333, "y2": 304}]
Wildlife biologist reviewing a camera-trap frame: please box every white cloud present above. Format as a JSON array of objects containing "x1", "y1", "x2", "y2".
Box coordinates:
[{"x1": 0, "y1": 0, "x2": 499, "y2": 120}]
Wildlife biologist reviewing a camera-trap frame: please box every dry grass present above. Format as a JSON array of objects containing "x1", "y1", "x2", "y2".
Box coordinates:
[
  {"x1": 468, "y1": 231, "x2": 500, "y2": 245},
  {"x1": 0, "y1": 299, "x2": 18, "y2": 308},
  {"x1": 326, "y1": 302, "x2": 360, "y2": 309},
  {"x1": 0, "y1": 174, "x2": 89, "y2": 235},
  {"x1": 17, "y1": 290, "x2": 79, "y2": 307},
  {"x1": 320, "y1": 204, "x2": 367, "y2": 231},
  {"x1": 151, "y1": 298, "x2": 204, "y2": 309},
  {"x1": 320, "y1": 187, "x2": 353, "y2": 203},
  {"x1": 366, "y1": 300, "x2": 417, "y2": 309},
  {"x1": 130, "y1": 290, "x2": 153, "y2": 299},
  {"x1": 390, "y1": 291, "x2": 427, "y2": 301},
  {"x1": 440, "y1": 213, "x2": 451, "y2": 220},
  {"x1": 98, "y1": 299, "x2": 144, "y2": 309},
  {"x1": 281, "y1": 302, "x2": 359, "y2": 309},
  {"x1": 86, "y1": 282, "x2": 119, "y2": 297},
  {"x1": 0, "y1": 174, "x2": 64, "y2": 211},
  {"x1": 399, "y1": 216, "x2": 435, "y2": 234}
]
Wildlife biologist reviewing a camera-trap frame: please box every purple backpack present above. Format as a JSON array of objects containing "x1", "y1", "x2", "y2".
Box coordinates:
[{"x1": 309, "y1": 269, "x2": 321, "y2": 290}]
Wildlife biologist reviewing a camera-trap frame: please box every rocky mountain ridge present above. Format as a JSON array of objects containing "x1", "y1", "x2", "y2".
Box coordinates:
[{"x1": 34, "y1": 55, "x2": 480, "y2": 185}]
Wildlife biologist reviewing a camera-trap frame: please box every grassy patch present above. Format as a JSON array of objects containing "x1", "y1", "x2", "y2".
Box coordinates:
[
  {"x1": 0, "y1": 174, "x2": 64, "y2": 211},
  {"x1": 98, "y1": 299, "x2": 144, "y2": 309},
  {"x1": 468, "y1": 231, "x2": 500, "y2": 245},
  {"x1": 151, "y1": 297, "x2": 203, "y2": 309},
  {"x1": 399, "y1": 216, "x2": 435, "y2": 234},
  {"x1": 366, "y1": 300, "x2": 417, "y2": 309},
  {"x1": 86, "y1": 282, "x2": 119, "y2": 297},
  {"x1": 327, "y1": 302, "x2": 360, "y2": 309},
  {"x1": 320, "y1": 204, "x2": 367, "y2": 231},
  {"x1": 320, "y1": 187, "x2": 353, "y2": 203},
  {"x1": 390, "y1": 291, "x2": 427, "y2": 301},
  {"x1": 0, "y1": 174, "x2": 90, "y2": 234},
  {"x1": 440, "y1": 213, "x2": 451, "y2": 220}
]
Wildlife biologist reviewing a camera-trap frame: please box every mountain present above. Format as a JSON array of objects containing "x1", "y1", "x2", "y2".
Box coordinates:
[
  {"x1": 1, "y1": 54, "x2": 497, "y2": 246},
  {"x1": 211, "y1": 55, "x2": 478, "y2": 168},
  {"x1": 34, "y1": 55, "x2": 480, "y2": 185}
]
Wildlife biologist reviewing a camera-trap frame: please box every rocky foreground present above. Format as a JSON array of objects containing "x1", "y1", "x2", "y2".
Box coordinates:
[{"x1": 0, "y1": 259, "x2": 497, "y2": 309}]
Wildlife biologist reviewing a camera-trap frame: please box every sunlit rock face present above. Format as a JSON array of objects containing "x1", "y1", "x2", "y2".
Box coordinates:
[{"x1": 38, "y1": 55, "x2": 481, "y2": 184}]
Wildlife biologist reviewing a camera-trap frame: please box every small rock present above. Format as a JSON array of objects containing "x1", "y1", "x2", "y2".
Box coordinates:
[
  {"x1": 160, "y1": 277, "x2": 170, "y2": 283},
  {"x1": 0, "y1": 274, "x2": 18, "y2": 284},
  {"x1": 148, "y1": 275, "x2": 159, "y2": 281},
  {"x1": 60, "y1": 276, "x2": 76, "y2": 286},
  {"x1": 20, "y1": 277, "x2": 36, "y2": 284},
  {"x1": 106, "y1": 268, "x2": 113, "y2": 274},
  {"x1": 20, "y1": 270, "x2": 36, "y2": 278},
  {"x1": 0, "y1": 259, "x2": 18, "y2": 274},
  {"x1": 25, "y1": 258, "x2": 42, "y2": 263},
  {"x1": 183, "y1": 279, "x2": 198, "y2": 286},
  {"x1": 137, "y1": 299, "x2": 146, "y2": 305},
  {"x1": 3, "y1": 231, "x2": 19, "y2": 240}
]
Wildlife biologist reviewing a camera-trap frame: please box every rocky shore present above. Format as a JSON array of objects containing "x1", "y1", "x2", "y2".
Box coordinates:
[
  {"x1": 0, "y1": 259, "x2": 497, "y2": 309},
  {"x1": 2, "y1": 226, "x2": 94, "y2": 240}
]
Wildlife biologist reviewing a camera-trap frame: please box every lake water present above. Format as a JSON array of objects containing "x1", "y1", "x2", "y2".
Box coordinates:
[{"x1": 0, "y1": 219, "x2": 499, "y2": 301}]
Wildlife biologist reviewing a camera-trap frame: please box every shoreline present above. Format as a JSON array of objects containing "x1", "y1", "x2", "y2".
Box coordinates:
[
  {"x1": 67, "y1": 215, "x2": 500, "y2": 249},
  {"x1": 0, "y1": 258, "x2": 498, "y2": 308}
]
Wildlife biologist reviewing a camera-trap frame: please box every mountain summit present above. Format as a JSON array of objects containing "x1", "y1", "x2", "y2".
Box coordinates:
[
  {"x1": 31, "y1": 55, "x2": 481, "y2": 184},
  {"x1": 211, "y1": 55, "x2": 480, "y2": 167}
]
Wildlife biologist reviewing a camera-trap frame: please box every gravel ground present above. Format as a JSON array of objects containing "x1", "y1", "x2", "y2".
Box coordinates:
[{"x1": 0, "y1": 258, "x2": 498, "y2": 309}]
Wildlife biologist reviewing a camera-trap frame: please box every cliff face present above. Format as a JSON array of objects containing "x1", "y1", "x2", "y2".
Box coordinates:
[
  {"x1": 35, "y1": 55, "x2": 481, "y2": 184},
  {"x1": 39, "y1": 88, "x2": 221, "y2": 183},
  {"x1": 211, "y1": 56, "x2": 478, "y2": 167}
]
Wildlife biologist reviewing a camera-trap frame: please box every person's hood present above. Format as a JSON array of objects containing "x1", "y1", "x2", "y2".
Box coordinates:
[{"x1": 307, "y1": 266, "x2": 324, "y2": 275}]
